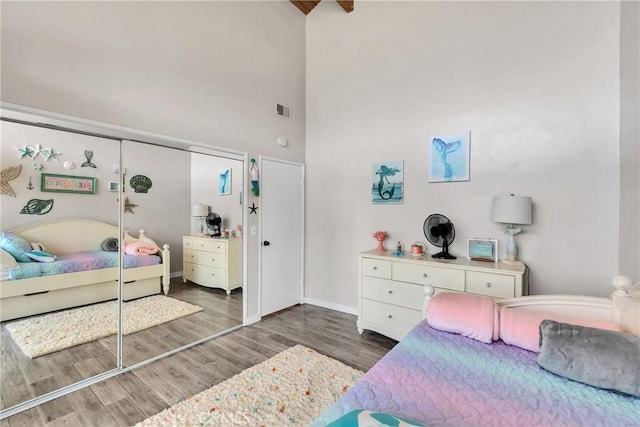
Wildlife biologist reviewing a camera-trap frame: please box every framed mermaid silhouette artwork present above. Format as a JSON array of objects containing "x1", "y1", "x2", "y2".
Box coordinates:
[
  {"x1": 428, "y1": 131, "x2": 470, "y2": 183},
  {"x1": 371, "y1": 160, "x2": 404, "y2": 204}
]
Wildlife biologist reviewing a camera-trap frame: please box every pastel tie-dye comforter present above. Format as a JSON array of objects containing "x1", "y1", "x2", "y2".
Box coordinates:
[
  {"x1": 314, "y1": 320, "x2": 640, "y2": 427},
  {"x1": 8, "y1": 250, "x2": 161, "y2": 280}
]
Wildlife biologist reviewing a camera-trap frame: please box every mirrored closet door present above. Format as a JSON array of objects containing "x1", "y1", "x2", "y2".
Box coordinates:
[
  {"x1": 0, "y1": 120, "x2": 120, "y2": 410},
  {"x1": 120, "y1": 142, "x2": 245, "y2": 368},
  {"x1": 1, "y1": 115, "x2": 245, "y2": 416}
]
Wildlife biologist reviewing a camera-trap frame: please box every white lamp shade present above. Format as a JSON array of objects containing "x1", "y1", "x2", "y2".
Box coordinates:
[
  {"x1": 491, "y1": 194, "x2": 532, "y2": 225},
  {"x1": 191, "y1": 203, "x2": 208, "y2": 217}
]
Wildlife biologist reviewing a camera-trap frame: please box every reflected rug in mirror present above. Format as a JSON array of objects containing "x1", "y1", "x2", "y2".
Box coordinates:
[
  {"x1": 5, "y1": 295, "x2": 203, "y2": 358},
  {"x1": 135, "y1": 345, "x2": 363, "y2": 427}
]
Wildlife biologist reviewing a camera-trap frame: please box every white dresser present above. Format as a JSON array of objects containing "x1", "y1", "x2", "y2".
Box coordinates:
[
  {"x1": 182, "y1": 236, "x2": 242, "y2": 295},
  {"x1": 358, "y1": 250, "x2": 526, "y2": 341}
]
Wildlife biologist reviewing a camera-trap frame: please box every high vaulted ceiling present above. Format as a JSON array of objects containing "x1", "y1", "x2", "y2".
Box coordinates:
[{"x1": 290, "y1": 1, "x2": 354, "y2": 15}]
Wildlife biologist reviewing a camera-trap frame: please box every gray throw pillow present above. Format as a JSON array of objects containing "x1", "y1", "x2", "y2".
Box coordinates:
[
  {"x1": 537, "y1": 320, "x2": 640, "y2": 397},
  {"x1": 100, "y1": 237, "x2": 119, "y2": 251}
]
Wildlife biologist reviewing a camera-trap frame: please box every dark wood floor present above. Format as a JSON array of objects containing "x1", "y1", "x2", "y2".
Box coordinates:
[
  {"x1": 1, "y1": 302, "x2": 396, "y2": 426},
  {"x1": 0, "y1": 278, "x2": 243, "y2": 413}
]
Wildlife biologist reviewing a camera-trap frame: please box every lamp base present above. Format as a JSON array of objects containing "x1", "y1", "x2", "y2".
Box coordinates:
[{"x1": 502, "y1": 259, "x2": 524, "y2": 266}]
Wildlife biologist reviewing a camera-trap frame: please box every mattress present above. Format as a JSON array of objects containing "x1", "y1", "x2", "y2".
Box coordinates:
[
  {"x1": 7, "y1": 251, "x2": 161, "y2": 280},
  {"x1": 314, "y1": 321, "x2": 640, "y2": 427}
]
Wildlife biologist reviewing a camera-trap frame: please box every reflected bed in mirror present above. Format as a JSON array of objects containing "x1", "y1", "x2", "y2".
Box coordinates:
[
  {"x1": 0, "y1": 218, "x2": 170, "y2": 321},
  {"x1": 0, "y1": 218, "x2": 171, "y2": 409}
]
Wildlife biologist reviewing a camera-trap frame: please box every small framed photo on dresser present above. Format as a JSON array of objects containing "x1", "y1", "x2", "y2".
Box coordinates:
[{"x1": 467, "y1": 238, "x2": 498, "y2": 262}]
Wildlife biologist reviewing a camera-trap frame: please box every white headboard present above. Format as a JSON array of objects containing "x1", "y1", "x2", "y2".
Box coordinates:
[{"x1": 10, "y1": 218, "x2": 119, "y2": 254}]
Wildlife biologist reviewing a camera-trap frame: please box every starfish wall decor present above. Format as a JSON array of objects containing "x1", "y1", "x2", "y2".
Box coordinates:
[
  {"x1": 15, "y1": 144, "x2": 61, "y2": 161},
  {"x1": 124, "y1": 197, "x2": 138, "y2": 214}
]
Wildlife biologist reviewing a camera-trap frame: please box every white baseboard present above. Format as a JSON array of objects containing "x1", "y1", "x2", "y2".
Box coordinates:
[
  {"x1": 304, "y1": 297, "x2": 358, "y2": 316},
  {"x1": 245, "y1": 314, "x2": 261, "y2": 325}
]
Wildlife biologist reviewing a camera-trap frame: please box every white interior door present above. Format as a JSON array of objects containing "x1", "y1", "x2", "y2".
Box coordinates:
[{"x1": 260, "y1": 158, "x2": 304, "y2": 316}]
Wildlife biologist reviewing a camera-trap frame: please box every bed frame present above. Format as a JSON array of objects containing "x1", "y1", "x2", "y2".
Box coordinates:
[
  {"x1": 0, "y1": 218, "x2": 170, "y2": 322},
  {"x1": 423, "y1": 275, "x2": 640, "y2": 335}
]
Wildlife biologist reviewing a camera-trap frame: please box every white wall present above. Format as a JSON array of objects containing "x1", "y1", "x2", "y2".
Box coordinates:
[
  {"x1": 0, "y1": 121, "x2": 120, "y2": 229},
  {"x1": 0, "y1": 1, "x2": 306, "y2": 320},
  {"x1": 122, "y1": 141, "x2": 191, "y2": 273},
  {"x1": 305, "y1": 0, "x2": 625, "y2": 308},
  {"x1": 191, "y1": 153, "x2": 244, "y2": 236},
  {"x1": 619, "y1": 0, "x2": 640, "y2": 280}
]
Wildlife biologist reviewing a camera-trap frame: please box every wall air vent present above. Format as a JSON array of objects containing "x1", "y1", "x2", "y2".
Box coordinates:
[{"x1": 276, "y1": 103, "x2": 290, "y2": 119}]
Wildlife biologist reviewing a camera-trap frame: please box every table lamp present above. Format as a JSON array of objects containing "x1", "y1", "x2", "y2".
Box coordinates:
[
  {"x1": 491, "y1": 194, "x2": 532, "y2": 265},
  {"x1": 192, "y1": 203, "x2": 209, "y2": 235}
]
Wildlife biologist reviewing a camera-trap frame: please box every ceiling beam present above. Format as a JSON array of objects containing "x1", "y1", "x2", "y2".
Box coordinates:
[
  {"x1": 290, "y1": 1, "x2": 321, "y2": 15},
  {"x1": 290, "y1": 0, "x2": 354, "y2": 15},
  {"x1": 337, "y1": 1, "x2": 354, "y2": 13}
]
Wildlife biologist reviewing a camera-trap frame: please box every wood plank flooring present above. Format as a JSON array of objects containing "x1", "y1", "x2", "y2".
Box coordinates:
[
  {"x1": 0, "y1": 278, "x2": 242, "y2": 412},
  {"x1": 1, "y1": 299, "x2": 396, "y2": 426}
]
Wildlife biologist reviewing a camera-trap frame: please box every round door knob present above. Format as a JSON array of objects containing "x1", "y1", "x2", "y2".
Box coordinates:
[{"x1": 263, "y1": 241, "x2": 271, "y2": 246}]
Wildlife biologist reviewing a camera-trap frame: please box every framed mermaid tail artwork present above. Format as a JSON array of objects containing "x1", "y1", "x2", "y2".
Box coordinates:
[{"x1": 428, "y1": 130, "x2": 470, "y2": 183}]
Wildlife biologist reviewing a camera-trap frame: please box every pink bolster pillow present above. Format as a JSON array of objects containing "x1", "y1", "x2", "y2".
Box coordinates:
[
  {"x1": 499, "y1": 307, "x2": 622, "y2": 353},
  {"x1": 426, "y1": 292, "x2": 499, "y2": 344}
]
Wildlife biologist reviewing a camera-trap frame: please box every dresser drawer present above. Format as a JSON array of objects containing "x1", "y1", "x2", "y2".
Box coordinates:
[
  {"x1": 183, "y1": 262, "x2": 226, "y2": 286},
  {"x1": 361, "y1": 258, "x2": 391, "y2": 279},
  {"x1": 392, "y1": 262, "x2": 464, "y2": 291},
  {"x1": 191, "y1": 239, "x2": 216, "y2": 252},
  {"x1": 466, "y1": 271, "x2": 515, "y2": 298},
  {"x1": 194, "y1": 251, "x2": 226, "y2": 268},
  {"x1": 184, "y1": 249, "x2": 225, "y2": 268},
  {"x1": 361, "y1": 299, "x2": 422, "y2": 335},
  {"x1": 362, "y1": 276, "x2": 423, "y2": 310}
]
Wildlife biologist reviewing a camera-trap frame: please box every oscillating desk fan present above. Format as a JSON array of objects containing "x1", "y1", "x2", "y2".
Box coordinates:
[{"x1": 424, "y1": 213, "x2": 457, "y2": 260}]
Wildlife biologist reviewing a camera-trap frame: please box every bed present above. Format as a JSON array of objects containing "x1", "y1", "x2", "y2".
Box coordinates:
[
  {"x1": 0, "y1": 218, "x2": 170, "y2": 321},
  {"x1": 314, "y1": 276, "x2": 640, "y2": 426}
]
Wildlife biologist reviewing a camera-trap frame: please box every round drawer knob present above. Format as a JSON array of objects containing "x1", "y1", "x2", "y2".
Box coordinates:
[
  {"x1": 423, "y1": 273, "x2": 428, "y2": 278},
  {"x1": 211, "y1": 258, "x2": 216, "y2": 262},
  {"x1": 388, "y1": 290, "x2": 393, "y2": 294},
  {"x1": 486, "y1": 282, "x2": 493, "y2": 288},
  {"x1": 373, "y1": 266, "x2": 378, "y2": 270},
  {"x1": 388, "y1": 315, "x2": 393, "y2": 319}
]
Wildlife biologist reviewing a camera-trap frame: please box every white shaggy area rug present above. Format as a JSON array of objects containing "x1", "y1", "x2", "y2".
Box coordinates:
[
  {"x1": 135, "y1": 345, "x2": 364, "y2": 427},
  {"x1": 5, "y1": 295, "x2": 203, "y2": 358}
]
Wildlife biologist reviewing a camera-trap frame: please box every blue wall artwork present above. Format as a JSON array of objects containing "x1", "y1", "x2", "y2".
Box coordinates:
[
  {"x1": 218, "y1": 168, "x2": 231, "y2": 195},
  {"x1": 428, "y1": 131, "x2": 470, "y2": 183},
  {"x1": 371, "y1": 160, "x2": 404, "y2": 204}
]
